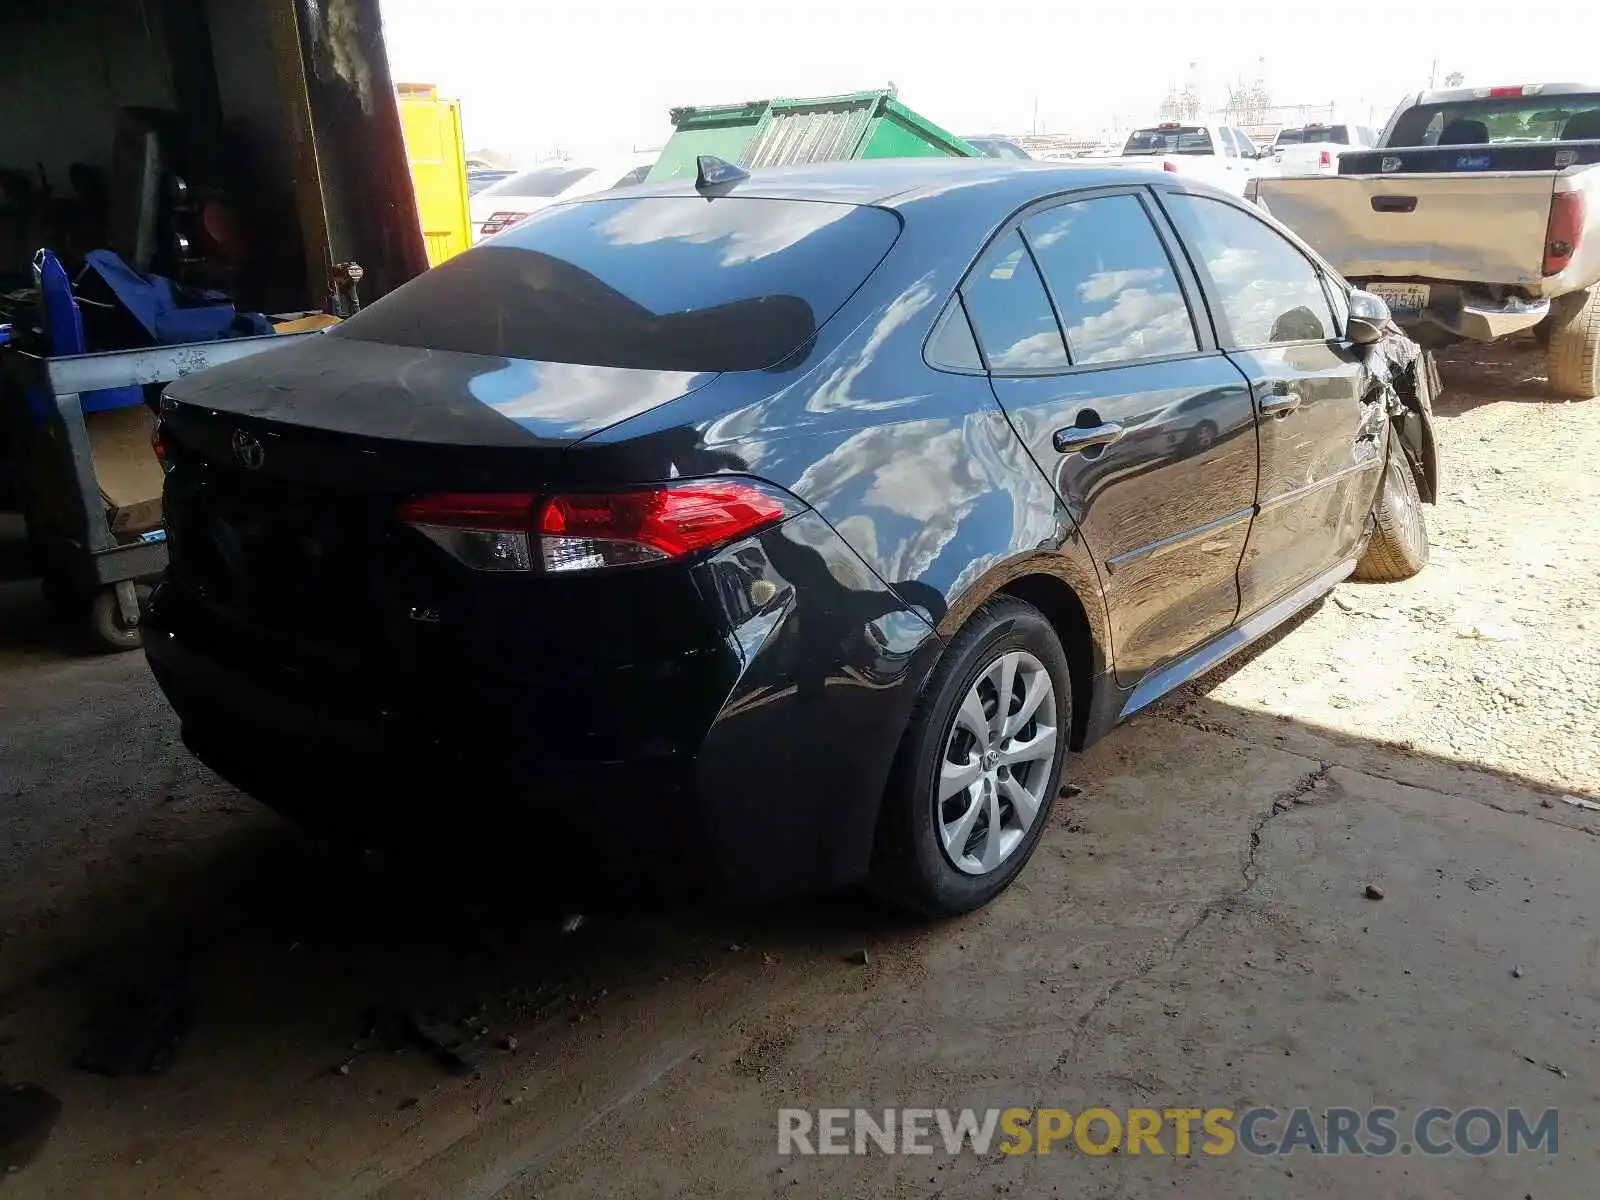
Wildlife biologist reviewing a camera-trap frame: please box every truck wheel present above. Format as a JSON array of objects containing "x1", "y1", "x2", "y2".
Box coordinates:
[
  {"x1": 1354, "y1": 433, "x2": 1429, "y2": 583},
  {"x1": 1545, "y1": 287, "x2": 1600, "y2": 399}
]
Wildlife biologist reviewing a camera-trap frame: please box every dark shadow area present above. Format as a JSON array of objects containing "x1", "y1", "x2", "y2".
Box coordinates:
[{"x1": 0, "y1": 613, "x2": 1593, "y2": 1187}]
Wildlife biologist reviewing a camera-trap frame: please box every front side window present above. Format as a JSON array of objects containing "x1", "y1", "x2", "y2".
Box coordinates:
[
  {"x1": 1162, "y1": 193, "x2": 1336, "y2": 348},
  {"x1": 1021, "y1": 195, "x2": 1198, "y2": 365},
  {"x1": 336, "y1": 196, "x2": 900, "y2": 372},
  {"x1": 962, "y1": 231, "x2": 1069, "y2": 371}
]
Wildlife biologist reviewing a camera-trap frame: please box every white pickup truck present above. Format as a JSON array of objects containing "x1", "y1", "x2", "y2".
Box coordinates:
[
  {"x1": 1266, "y1": 122, "x2": 1381, "y2": 175},
  {"x1": 1254, "y1": 83, "x2": 1600, "y2": 397},
  {"x1": 1112, "y1": 122, "x2": 1265, "y2": 196}
]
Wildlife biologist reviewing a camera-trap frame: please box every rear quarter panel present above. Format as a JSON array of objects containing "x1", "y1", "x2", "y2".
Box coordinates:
[{"x1": 582, "y1": 184, "x2": 1118, "y2": 701}]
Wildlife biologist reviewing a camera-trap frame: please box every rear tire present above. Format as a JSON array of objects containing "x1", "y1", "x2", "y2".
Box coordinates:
[
  {"x1": 1545, "y1": 286, "x2": 1600, "y2": 399},
  {"x1": 872, "y1": 597, "x2": 1072, "y2": 916},
  {"x1": 1354, "y1": 433, "x2": 1429, "y2": 583}
]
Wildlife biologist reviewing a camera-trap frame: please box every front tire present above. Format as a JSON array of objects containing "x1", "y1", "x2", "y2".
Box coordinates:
[
  {"x1": 1545, "y1": 286, "x2": 1600, "y2": 399},
  {"x1": 872, "y1": 597, "x2": 1072, "y2": 916},
  {"x1": 1354, "y1": 432, "x2": 1429, "y2": 583}
]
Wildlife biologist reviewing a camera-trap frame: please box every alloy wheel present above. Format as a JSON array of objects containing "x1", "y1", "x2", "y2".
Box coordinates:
[{"x1": 936, "y1": 649, "x2": 1059, "y2": 876}]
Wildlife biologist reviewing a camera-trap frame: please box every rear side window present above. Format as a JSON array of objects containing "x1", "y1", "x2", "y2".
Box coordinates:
[
  {"x1": 926, "y1": 300, "x2": 983, "y2": 370},
  {"x1": 1021, "y1": 195, "x2": 1198, "y2": 365},
  {"x1": 335, "y1": 197, "x2": 900, "y2": 372},
  {"x1": 962, "y1": 232, "x2": 1069, "y2": 371},
  {"x1": 1163, "y1": 193, "x2": 1336, "y2": 348}
]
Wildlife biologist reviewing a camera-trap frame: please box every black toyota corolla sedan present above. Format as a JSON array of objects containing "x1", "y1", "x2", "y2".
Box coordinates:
[{"x1": 146, "y1": 157, "x2": 1438, "y2": 915}]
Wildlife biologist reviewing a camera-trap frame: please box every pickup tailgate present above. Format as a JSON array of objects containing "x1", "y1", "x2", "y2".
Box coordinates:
[{"x1": 1256, "y1": 171, "x2": 1557, "y2": 286}]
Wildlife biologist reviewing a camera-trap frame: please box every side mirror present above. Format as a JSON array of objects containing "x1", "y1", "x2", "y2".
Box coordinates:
[{"x1": 1346, "y1": 289, "x2": 1391, "y2": 345}]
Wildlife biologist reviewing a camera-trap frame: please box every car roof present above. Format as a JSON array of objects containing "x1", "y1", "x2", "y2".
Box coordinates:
[
  {"x1": 564, "y1": 157, "x2": 1190, "y2": 211},
  {"x1": 1414, "y1": 82, "x2": 1600, "y2": 106}
]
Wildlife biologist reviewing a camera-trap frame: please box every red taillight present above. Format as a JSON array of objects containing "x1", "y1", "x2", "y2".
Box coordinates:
[
  {"x1": 1162, "y1": 159, "x2": 1179, "y2": 173},
  {"x1": 397, "y1": 492, "x2": 537, "y2": 530},
  {"x1": 478, "y1": 211, "x2": 531, "y2": 238},
  {"x1": 397, "y1": 493, "x2": 538, "y2": 571},
  {"x1": 1488, "y1": 86, "x2": 1525, "y2": 98},
  {"x1": 150, "y1": 418, "x2": 171, "y2": 473},
  {"x1": 1544, "y1": 191, "x2": 1585, "y2": 276},
  {"x1": 1319, "y1": 149, "x2": 1333, "y2": 168},
  {"x1": 399, "y1": 479, "x2": 800, "y2": 574}
]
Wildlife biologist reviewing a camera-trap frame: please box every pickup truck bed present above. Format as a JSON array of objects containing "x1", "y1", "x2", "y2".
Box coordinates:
[
  {"x1": 1257, "y1": 169, "x2": 1576, "y2": 292},
  {"x1": 1255, "y1": 83, "x2": 1600, "y2": 397},
  {"x1": 1255, "y1": 145, "x2": 1600, "y2": 372},
  {"x1": 1339, "y1": 141, "x2": 1600, "y2": 175}
]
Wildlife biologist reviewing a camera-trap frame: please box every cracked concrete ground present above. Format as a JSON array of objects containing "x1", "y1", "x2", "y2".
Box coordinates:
[{"x1": 0, "y1": 339, "x2": 1597, "y2": 1198}]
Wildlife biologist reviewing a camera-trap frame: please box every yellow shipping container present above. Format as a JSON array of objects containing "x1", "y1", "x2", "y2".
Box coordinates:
[{"x1": 396, "y1": 82, "x2": 471, "y2": 267}]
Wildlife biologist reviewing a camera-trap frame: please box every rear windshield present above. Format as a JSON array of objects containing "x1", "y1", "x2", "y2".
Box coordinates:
[
  {"x1": 1389, "y1": 93, "x2": 1600, "y2": 146},
  {"x1": 966, "y1": 138, "x2": 1031, "y2": 160},
  {"x1": 1124, "y1": 127, "x2": 1214, "y2": 156},
  {"x1": 1276, "y1": 125, "x2": 1350, "y2": 145},
  {"x1": 334, "y1": 196, "x2": 900, "y2": 372},
  {"x1": 485, "y1": 165, "x2": 597, "y2": 198},
  {"x1": 467, "y1": 170, "x2": 513, "y2": 195}
]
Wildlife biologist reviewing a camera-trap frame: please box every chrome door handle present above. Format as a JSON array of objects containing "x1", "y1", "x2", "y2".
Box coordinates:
[
  {"x1": 1053, "y1": 422, "x2": 1124, "y2": 454},
  {"x1": 1260, "y1": 391, "x2": 1302, "y2": 417}
]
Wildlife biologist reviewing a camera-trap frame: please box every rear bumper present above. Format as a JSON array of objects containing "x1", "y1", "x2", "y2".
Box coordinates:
[
  {"x1": 1357, "y1": 280, "x2": 1550, "y2": 342},
  {"x1": 144, "y1": 512, "x2": 942, "y2": 900}
]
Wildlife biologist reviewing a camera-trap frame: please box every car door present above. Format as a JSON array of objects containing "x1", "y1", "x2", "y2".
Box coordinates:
[
  {"x1": 960, "y1": 188, "x2": 1259, "y2": 683},
  {"x1": 1157, "y1": 188, "x2": 1379, "y2": 617}
]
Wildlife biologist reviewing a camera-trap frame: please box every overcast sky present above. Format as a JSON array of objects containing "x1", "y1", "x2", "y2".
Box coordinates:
[{"x1": 380, "y1": 0, "x2": 1597, "y2": 161}]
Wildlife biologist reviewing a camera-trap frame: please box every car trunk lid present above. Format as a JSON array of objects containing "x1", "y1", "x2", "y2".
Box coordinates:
[{"x1": 157, "y1": 334, "x2": 719, "y2": 666}]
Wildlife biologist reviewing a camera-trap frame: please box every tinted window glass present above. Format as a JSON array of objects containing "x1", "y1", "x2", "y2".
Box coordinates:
[
  {"x1": 926, "y1": 300, "x2": 983, "y2": 370},
  {"x1": 1220, "y1": 129, "x2": 1239, "y2": 158},
  {"x1": 336, "y1": 197, "x2": 900, "y2": 371},
  {"x1": 1164, "y1": 194, "x2": 1335, "y2": 347},
  {"x1": 1124, "y1": 127, "x2": 1214, "y2": 155},
  {"x1": 467, "y1": 169, "x2": 513, "y2": 195},
  {"x1": 1275, "y1": 125, "x2": 1350, "y2": 145},
  {"x1": 1235, "y1": 129, "x2": 1259, "y2": 156},
  {"x1": 488, "y1": 165, "x2": 597, "y2": 198},
  {"x1": 962, "y1": 232, "x2": 1068, "y2": 371},
  {"x1": 612, "y1": 164, "x2": 652, "y2": 188},
  {"x1": 1022, "y1": 195, "x2": 1197, "y2": 365},
  {"x1": 1390, "y1": 93, "x2": 1600, "y2": 145}
]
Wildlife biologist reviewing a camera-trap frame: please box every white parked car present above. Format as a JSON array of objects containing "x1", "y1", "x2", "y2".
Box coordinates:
[
  {"x1": 1266, "y1": 122, "x2": 1380, "y2": 175},
  {"x1": 470, "y1": 152, "x2": 658, "y2": 242},
  {"x1": 1109, "y1": 123, "x2": 1266, "y2": 195}
]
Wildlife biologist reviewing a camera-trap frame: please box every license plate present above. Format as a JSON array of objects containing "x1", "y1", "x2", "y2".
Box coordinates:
[{"x1": 1370, "y1": 283, "x2": 1429, "y2": 316}]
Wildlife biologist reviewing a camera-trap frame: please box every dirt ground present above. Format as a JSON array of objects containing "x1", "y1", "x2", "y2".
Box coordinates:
[{"x1": 1, "y1": 337, "x2": 1597, "y2": 1198}]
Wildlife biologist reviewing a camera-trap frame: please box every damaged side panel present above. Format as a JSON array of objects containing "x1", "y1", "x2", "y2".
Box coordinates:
[{"x1": 1366, "y1": 329, "x2": 1440, "y2": 504}]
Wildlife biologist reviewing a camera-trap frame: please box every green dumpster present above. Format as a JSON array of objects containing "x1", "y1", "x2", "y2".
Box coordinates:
[{"x1": 647, "y1": 89, "x2": 981, "y2": 182}]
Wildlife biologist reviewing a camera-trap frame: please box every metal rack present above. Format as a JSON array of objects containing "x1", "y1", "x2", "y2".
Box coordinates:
[{"x1": 3, "y1": 333, "x2": 316, "y2": 651}]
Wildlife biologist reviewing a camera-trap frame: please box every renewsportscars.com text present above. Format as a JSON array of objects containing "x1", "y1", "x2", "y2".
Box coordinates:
[{"x1": 778, "y1": 1106, "x2": 1558, "y2": 1157}]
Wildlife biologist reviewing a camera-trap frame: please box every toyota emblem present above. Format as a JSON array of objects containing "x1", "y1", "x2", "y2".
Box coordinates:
[{"x1": 231, "y1": 429, "x2": 265, "y2": 470}]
